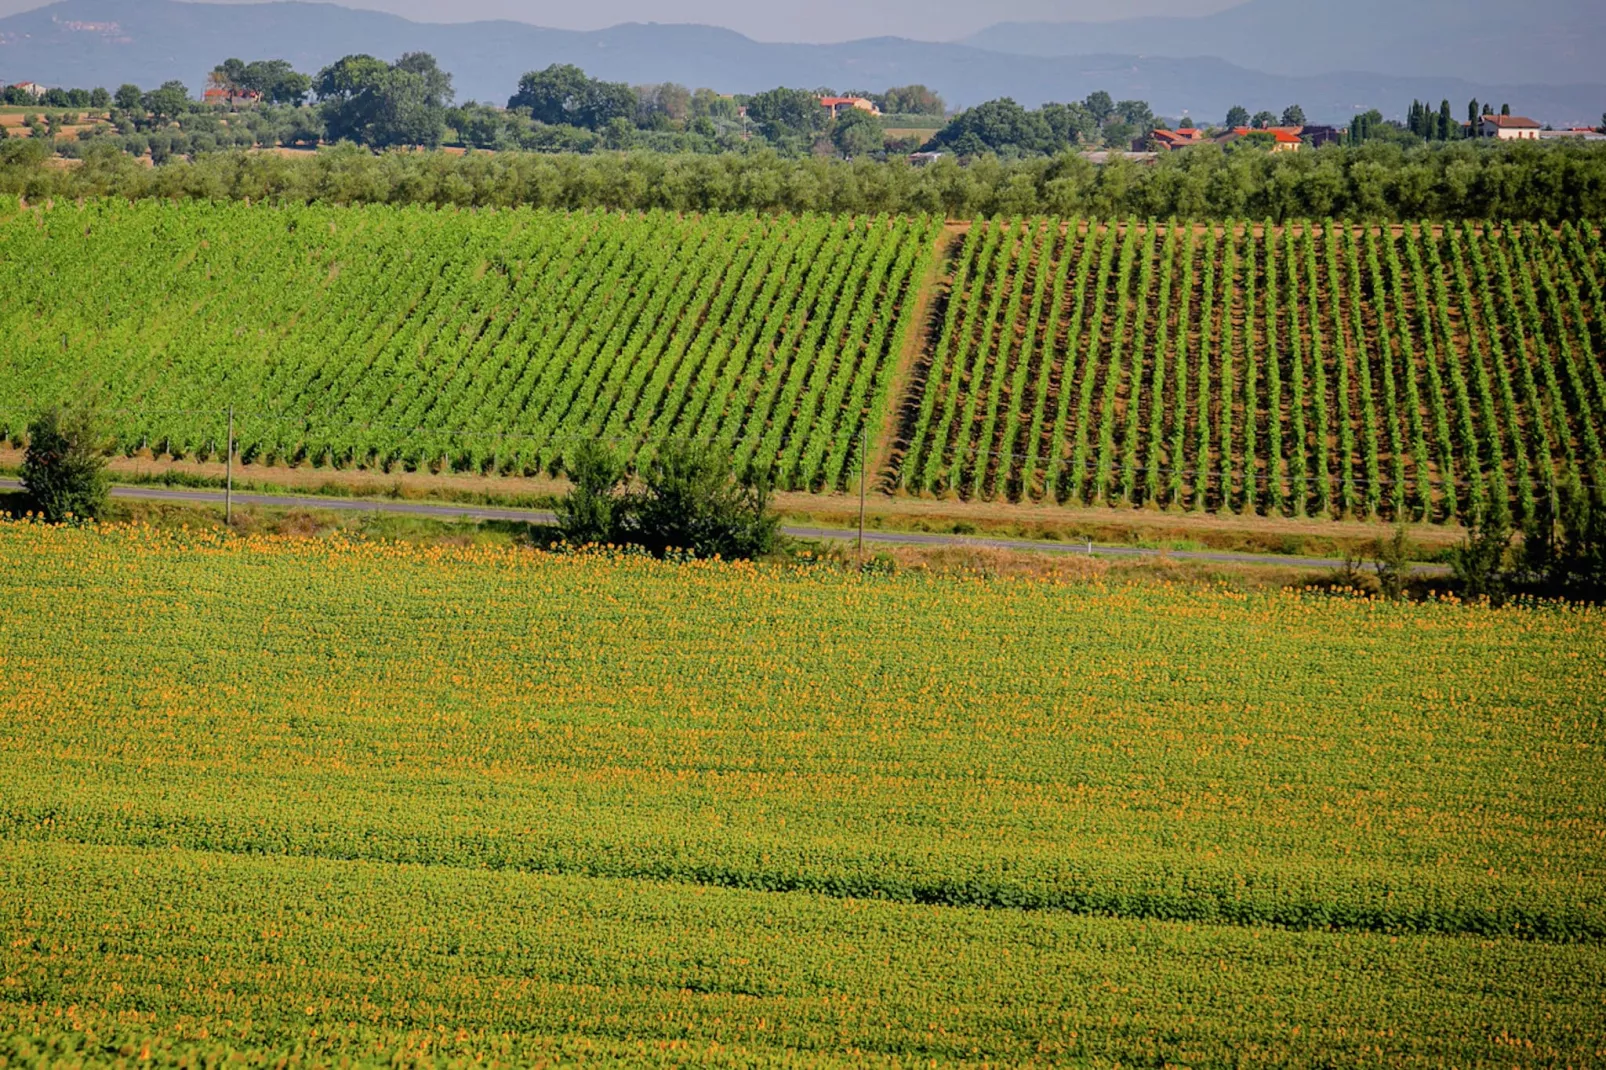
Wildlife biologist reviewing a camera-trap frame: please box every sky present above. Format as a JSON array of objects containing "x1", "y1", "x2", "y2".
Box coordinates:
[{"x1": 0, "y1": 0, "x2": 1243, "y2": 41}]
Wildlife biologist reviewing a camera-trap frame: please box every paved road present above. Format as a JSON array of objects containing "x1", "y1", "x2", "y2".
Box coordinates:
[{"x1": 0, "y1": 478, "x2": 1448, "y2": 574}]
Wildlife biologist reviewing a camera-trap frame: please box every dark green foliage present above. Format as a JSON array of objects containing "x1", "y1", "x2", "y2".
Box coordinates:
[
  {"x1": 1372, "y1": 525, "x2": 1412, "y2": 601},
  {"x1": 621, "y1": 439, "x2": 780, "y2": 561},
  {"x1": 5, "y1": 136, "x2": 1606, "y2": 222},
  {"x1": 508, "y1": 64, "x2": 634, "y2": 131},
  {"x1": 1451, "y1": 517, "x2": 1511, "y2": 603},
  {"x1": 743, "y1": 87, "x2": 829, "y2": 143},
  {"x1": 831, "y1": 108, "x2": 882, "y2": 158},
  {"x1": 552, "y1": 439, "x2": 779, "y2": 560},
  {"x1": 212, "y1": 59, "x2": 311, "y2": 106},
  {"x1": 316, "y1": 52, "x2": 453, "y2": 149},
  {"x1": 20, "y1": 406, "x2": 107, "y2": 522},
  {"x1": 1225, "y1": 105, "x2": 1250, "y2": 128},
  {"x1": 141, "y1": 81, "x2": 190, "y2": 122},
  {"x1": 555, "y1": 440, "x2": 627, "y2": 546}
]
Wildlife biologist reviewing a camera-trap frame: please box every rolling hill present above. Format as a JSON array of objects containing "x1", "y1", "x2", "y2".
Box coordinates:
[{"x1": 968, "y1": 0, "x2": 1606, "y2": 87}]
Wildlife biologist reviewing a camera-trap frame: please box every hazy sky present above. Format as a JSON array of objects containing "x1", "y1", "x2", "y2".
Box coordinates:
[{"x1": 0, "y1": 0, "x2": 1243, "y2": 41}]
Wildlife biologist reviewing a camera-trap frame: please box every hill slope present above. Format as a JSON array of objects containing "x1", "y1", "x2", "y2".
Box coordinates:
[
  {"x1": 0, "y1": 0, "x2": 1602, "y2": 121},
  {"x1": 969, "y1": 0, "x2": 1606, "y2": 87}
]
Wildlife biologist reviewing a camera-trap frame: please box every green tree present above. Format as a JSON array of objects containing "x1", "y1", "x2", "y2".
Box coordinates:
[
  {"x1": 881, "y1": 84, "x2": 944, "y2": 116},
  {"x1": 88, "y1": 87, "x2": 110, "y2": 109},
  {"x1": 556, "y1": 439, "x2": 627, "y2": 546},
  {"x1": 233, "y1": 59, "x2": 312, "y2": 105},
  {"x1": 113, "y1": 84, "x2": 142, "y2": 112},
  {"x1": 1039, "y1": 101, "x2": 1095, "y2": 147},
  {"x1": 927, "y1": 98, "x2": 1054, "y2": 156},
  {"x1": 1372, "y1": 525, "x2": 1412, "y2": 601},
  {"x1": 1251, "y1": 110, "x2": 1277, "y2": 129},
  {"x1": 142, "y1": 81, "x2": 190, "y2": 122},
  {"x1": 1281, "y1": 104, "x2": 1306, "y2": 127},
  {"x1": 831, "y1": 107, "x2": 882, "y2": 158},
  {"x1": 744, "y1": 87, "x2": 829, "y2": 142},
  {"x1": 1083, "y1": 90, "x2": 1115, "y2": 126},
  {"x1": 21, "y1": 405, "x2": 107, "y2": 522},
  {"x1": 621, "y1": 439, "x2": 779, "y2": 560},
  {"x1": 1451, "y1": 517, "x2": 1511, "y2": 604},
  {"x1": 509, "y1": 65, "x2": 633, "y2": 130},
  {"x1": 1225, "y1": 105, "x2": 1250, "y2": 128},
  {"x1": 317, "y1": 53, "x2": 452, "y2": 148}
]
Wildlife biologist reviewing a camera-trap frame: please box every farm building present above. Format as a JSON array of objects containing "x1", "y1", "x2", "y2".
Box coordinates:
[
  {"x1": 1479, "y1": 114, "x2": 1541, "y2": 139},
  {"x1": 820, "y1": 96, "x2": 880, "y2": 117}
]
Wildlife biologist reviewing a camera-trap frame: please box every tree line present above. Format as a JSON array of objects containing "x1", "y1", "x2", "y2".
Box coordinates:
[{"x1": 4, "y1": 136, "x2": 1604, "y2": 221}]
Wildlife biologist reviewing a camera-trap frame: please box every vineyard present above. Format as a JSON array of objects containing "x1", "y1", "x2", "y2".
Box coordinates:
[
  {"x1": 0, "y1": 197, "x2": 936, "y2": 491},
  {"x1": 898, "y1": 219, "x2": 1606, "y2": 522},
  {"x1": 4, "y1": 198, "x2": 1606, "y2": 527},
  {"x1": 1, "y1": 522, "x2": 1603, "y2": 1064}
]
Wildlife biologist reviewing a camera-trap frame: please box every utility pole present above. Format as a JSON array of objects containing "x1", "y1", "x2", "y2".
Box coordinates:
[
  {"x1": 225, "y1": 405, "x2": 234, "y2": 527},
  {"x1": 857, "y1": 424, "x2": 867, "y2": 565}
]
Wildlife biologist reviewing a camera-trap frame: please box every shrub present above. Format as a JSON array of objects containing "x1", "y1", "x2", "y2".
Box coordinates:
[
  {"x1": 21, "y1": 405, "x2": 107, "y2": 522},
  {"x1": 556, "y1": 439, "x2": 627, "y2": 546},
  {"x1": 621, "y1": 439, "x2": 779, "y2": 560},
  {"x1": 1451, "y1": 517, "x2": 1511, "y2": 604},
  {"x1": 1372, "y1": 525, "x2": 1411, "y2": 601}
]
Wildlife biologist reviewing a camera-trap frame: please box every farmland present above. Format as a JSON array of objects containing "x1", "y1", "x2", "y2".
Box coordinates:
[
  {"x1": 2, "y1": 199, "x2": 1604, "y2": 528},
  {"x1": 901, "y1": 219, "x2": 1606, "y2": 522},
  {"x1": 0, "y1": 197, "x2": 935, "y2": 491},
  {"x1": 1, "y1": 520, "x2": 1604, "y2": 1065}
]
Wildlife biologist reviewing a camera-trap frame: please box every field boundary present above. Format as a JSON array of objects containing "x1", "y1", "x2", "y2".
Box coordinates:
[{"x1": 871, "y1": 223, "x2": 958, "y2": 487}]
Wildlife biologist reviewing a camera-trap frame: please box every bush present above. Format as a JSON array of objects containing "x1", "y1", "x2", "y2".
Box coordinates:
[
  {"x1": 20, "y1": 405, "x2": 107, "y2": 522},
  {"x1": 620, "y1": 439, "x2": 779, "y2": 560},
  {"x1": 1451, "y1": 517, "x2": 1511, "y2": 604},
  {"x1": 556, "y1": 439, "x2": 627, "y2": 546},
  {"x1": 1372, "y1": 525, "x2": 1411, "y2": 601}
]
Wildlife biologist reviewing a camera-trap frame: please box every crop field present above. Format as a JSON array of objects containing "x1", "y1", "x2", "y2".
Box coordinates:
[
  {"x1": 0, "y1": 197, "x2": 935, "y2": 491},
  {"x1": 2, "y1": 520, "x2": 1604, "y2": 1065},
  {"x1": 3, "y1": 200, "x2": 1605, "y2": 528},
  {"x1": 899, "y1": 219, "x2": 1606, "y2": 522}
]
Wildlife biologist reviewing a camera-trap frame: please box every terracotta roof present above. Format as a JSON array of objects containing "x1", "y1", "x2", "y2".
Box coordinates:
[
  {"x1": 1482, "y1": 114, "x2": 1541, "y2": 128},
  {"x1": 819, "y1": 96, "x2": 869, "y2": 107},
  {"x1": 1228, "y1": 126, "x2": 1303, "y2": 143}
]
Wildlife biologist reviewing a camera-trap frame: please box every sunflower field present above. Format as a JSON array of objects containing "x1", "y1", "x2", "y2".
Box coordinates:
[{"x1": 1, "y1": 520, "x2": 1603, "y2": 1066}]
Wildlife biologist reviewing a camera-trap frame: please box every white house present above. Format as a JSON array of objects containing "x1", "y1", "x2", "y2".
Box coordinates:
[
  {"x1": 1479, "y1": 114, "x2": 1541, "y2": 140},
  {"x1": 10, "y1": 82, "x2": 47, "y2": 100}
]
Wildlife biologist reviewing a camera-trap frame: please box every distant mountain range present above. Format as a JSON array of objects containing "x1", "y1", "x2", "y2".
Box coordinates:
[
  {"x1": 0, "y1": 0, "x2": 1601, "y2": 126},
  {"x1": 968, "y1": 0, "x2": 1606, "y2": 88}
]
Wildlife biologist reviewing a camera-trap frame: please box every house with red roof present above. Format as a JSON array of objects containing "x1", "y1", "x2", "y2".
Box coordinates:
[
  {"x1": 1138, "y1": 127, "x2": 1210, "y2": 152},
  {"x1": 1218, "y1": 126, "x2": 1305, "y2": 151},
  {"x1": 820, "y1": 96, "x2": 880, "y2": 118},
  {"x1": 1479, "y1": 114, "x2": 1541, "y2": 140}
]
